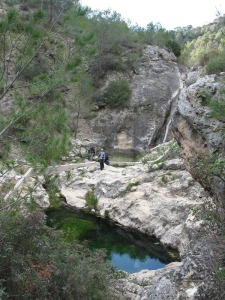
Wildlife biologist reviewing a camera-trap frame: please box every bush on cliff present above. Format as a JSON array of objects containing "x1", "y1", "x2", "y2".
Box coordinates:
[{"x1": 101, "y1": 79, "x2": 132, "y2": 109}]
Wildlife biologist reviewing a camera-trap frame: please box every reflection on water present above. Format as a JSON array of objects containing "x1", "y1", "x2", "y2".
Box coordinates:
[
  {"x1": 112, "y1": 254, "x2": 165, "y2": 273},
  {"x1": 46, "y1": 207, "x2": 178, "y2": 273},
  {"x1": 109, "y1": 152, "x2": 140, "y2": 162}
]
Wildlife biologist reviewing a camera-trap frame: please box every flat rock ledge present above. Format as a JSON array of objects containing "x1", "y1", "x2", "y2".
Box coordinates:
[{"x1": 46, "y1": 160, "x2": 220, "y2": 299}]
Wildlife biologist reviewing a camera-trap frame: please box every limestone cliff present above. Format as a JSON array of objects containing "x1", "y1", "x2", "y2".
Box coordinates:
[
  {"x1": 78, "y1": 46, "x2": 184, "y2": 153},
  {"x1": 172, "y1": 72, "x2": 225, "y2": 209}
]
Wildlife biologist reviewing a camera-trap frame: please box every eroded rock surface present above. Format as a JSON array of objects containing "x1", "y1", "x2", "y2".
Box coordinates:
[
  {"x1": 172, "y1": 73, "x2": 225, "y2": 211},
  {"x1": 59, "y1": 162, "x2": 206, "y2": 253},
  {"x1": 172, "y1": 74, "x2": 224, "y2": 158},
  {"x1": 50, "y1": 157, "x2": 219, "y2": 299}
]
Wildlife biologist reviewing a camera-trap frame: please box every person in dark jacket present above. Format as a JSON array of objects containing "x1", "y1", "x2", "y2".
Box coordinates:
[
  {"x1": 104, "y1": 153, "x2": 109, "y2": 165},
  {"x1": 88, "y1": 146, "x2": 95, "y2": 161},
  {"x1": 98, "y1": 148, "x2": 106, "y2": 170}
]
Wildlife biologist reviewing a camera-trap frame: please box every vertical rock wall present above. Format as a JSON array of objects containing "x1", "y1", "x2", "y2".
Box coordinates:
[{"x1": 82, "y1": 46, "x2": 184, "y2": 153}]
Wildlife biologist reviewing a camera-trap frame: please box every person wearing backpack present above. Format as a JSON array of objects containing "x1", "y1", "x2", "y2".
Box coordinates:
[{"x1": 98, "y1": 148, "x2": 106, "y2": 170}]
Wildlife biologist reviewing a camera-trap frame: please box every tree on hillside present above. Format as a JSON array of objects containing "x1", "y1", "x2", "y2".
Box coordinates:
[
  {"x1": 0, "y1": 6, "x2": 77, "y2": 216},
  {"x1": 130, "y1": 22, "x2": 181, "y2": 56},
  {"x1": 5, "y1": 0, "x2": 78, "y2": 22},
  {"x1": 0, "y1": 5, "x2": 116, "y2": 298},
  {"x1": 0, "y1": 4, "x2": 87, "y2": 207},
  {"x1": 87, "y1": 10, "x2": 132, "y2": 83},
  {"x1": 177, "y1": 20, "x2": 225, "y2": 67},
  {"x1": 0, "y1": 7, "x2": 76, "y2": 166}
]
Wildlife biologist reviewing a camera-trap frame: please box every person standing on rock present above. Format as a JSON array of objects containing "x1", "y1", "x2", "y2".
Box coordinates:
[
  {"x1": 88, "y1": 145, "x2": 95, "y2": 161},
  {"x1": 104, "y1": 152, "x2": 109, "y2": 165},
  {"x1": 98, "y1": 148, "x2": 106, "y2": 170}
]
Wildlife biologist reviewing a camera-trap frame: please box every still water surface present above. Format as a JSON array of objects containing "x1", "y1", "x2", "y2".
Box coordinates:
[{"x1": 46, "y1": 208, "x2": 177, "y2": 273}]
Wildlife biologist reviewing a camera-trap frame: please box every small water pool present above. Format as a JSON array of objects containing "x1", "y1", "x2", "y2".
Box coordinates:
[
  {"x1": 46, "y1": 207, "x2": 178, "y2": 273},
  {"x1": 109, "y1": 152, "x2": 140, "y2": 163}
]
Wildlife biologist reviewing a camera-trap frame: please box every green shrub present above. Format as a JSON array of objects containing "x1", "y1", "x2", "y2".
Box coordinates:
[
  {"x1": 0, "y1": 209, "x2": 115, "y2": 299},
  {"x1": 66, "y1": 56, "x2": 82, "y2": 72},
  {"x1": 17, "y1": 59, "x2": 48, "y2": 81},
  {"x1": 85, "y1": 189, "x2": 98, "y2": 210},
  {"x1": 166, "y1": 40, "x2": 181, "y2": 57},
  {"x1": 203, "y1": 79, "x2": 225, "y2": 123},
  {"x1": 125, "y1": 181, "x2": 139, "y2": 192},
  {"x1": 208, "y1": 98, "x2": 225, "y2": 122},
  {"x1": 12, "y1": 100, "x2": 72, "y2": 167},
  {"x1": 205, "y1": 52, "x2": 225, "y2": 74},
  {"x1": 90, "y1": 53, "x2": 126, "y2": 83},
  {"x1": 102, "y1": 79, "x2": 131, "y2": 109}
]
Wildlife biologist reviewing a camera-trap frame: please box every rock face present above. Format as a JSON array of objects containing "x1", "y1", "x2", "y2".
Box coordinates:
[
  {"x1": 79, "y1": 46, "x2": 184, "y2": 153},
  {"x1": 50, "y1": 154, "x2": 219, "y2": 299},
  {"x1": 172, "y1": 73, "x2": 225, "y2": 206},
  {"x1": 172, "y1": 74, "x2": 224, "y2": 158}
]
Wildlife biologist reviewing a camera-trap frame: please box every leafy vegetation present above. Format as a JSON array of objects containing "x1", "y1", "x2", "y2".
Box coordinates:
[
  {"x1": 200, "y1": 77, "x2": 225, "y2": 123},
  {"x1": 0, "y1": 208, "x2": 115, "y2": 299},
  {"x1": 176, "y1": 16, "x2": 225, "y2": 68},
  {"x1": 205, "y1": 51, "x2": 225, "y2": 74},
  {"x1": 206, "y1": 80, "x2": 225, "y2": 122},
  {"x1": 101, "y1": 79, "x2": 132, "y2": 109},
  {"x1": 130, "y1": 22, "x2": 181, "y2": 57},
  {"x1": 187, "y1": 150, "x2": 225, "y2": 288},
  {"x1": 85, "y1": 189, "x2": 99, "y2": 210},
  {"x1": 125, "y1": 181, "x2": 140, "y2": 192}
]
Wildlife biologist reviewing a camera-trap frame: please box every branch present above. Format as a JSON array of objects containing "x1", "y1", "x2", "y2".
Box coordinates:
[
  {"x1": 0, "y1": 40, "x2": 46, "y2": 101},
  {"x1": 0, "y1": 81, "x2": 58, "y2": 137},
  {"x1": 0, "y1": 5, "x2": 66, "y2": 101}
]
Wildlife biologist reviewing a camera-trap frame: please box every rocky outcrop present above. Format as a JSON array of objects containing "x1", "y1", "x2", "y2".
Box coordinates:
[
  {"x1": 172, "y1": 74, "x2": 224, "y2": 158},
  {"x1": 61, "y1": 163, "x2": 207, "y2": 254},
  {"x1": 59, "y1": 162, "x2": 207, "y2": 254},
  {"x1": 79, "y1": 46, "x2": 184, "y2": 153},
  {"x1": 114, "y1": 234, "x2": 222, "y2": 300},
  {"x1": 172, "y1": 73, "x2": 225, "y2": 209},
  {"x1": 2, "y1": 145, "x2": 221, "y2": 299},
  {"x1": 46, "y1": 151, "x2": 220, "y2": 299}
]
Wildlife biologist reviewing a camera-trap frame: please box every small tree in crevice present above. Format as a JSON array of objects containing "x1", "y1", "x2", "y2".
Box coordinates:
[{"x1": 85, "y1": 189, "x2": 98, "y2": 211}]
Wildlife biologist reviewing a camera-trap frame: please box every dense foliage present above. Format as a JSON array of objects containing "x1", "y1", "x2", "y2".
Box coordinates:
[
  {"x1": 0, "y1": 209, "x2": 115, "y2": 299},
  {"x1": 0, "y1": 7, "x2": 73, "y2": 166},
  {"x1": 101, "y1": 79, "x2": 132, "y2": 109},
  {"x1": 176, "y1": 16, "x2": 225, "y2": 71},
  {"x1": 85, "y1": 189, "x2": 98, "y2": 211}
]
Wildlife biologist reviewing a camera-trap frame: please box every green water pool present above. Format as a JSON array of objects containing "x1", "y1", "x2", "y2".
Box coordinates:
[{"x1": 46, "y1": 207, "x2": 178, "y2": 273}]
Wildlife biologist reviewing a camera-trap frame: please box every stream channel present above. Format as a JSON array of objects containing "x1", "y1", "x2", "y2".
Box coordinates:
[{"x1": 46, "y1": 207, "x2": 178, "y2": 274}]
